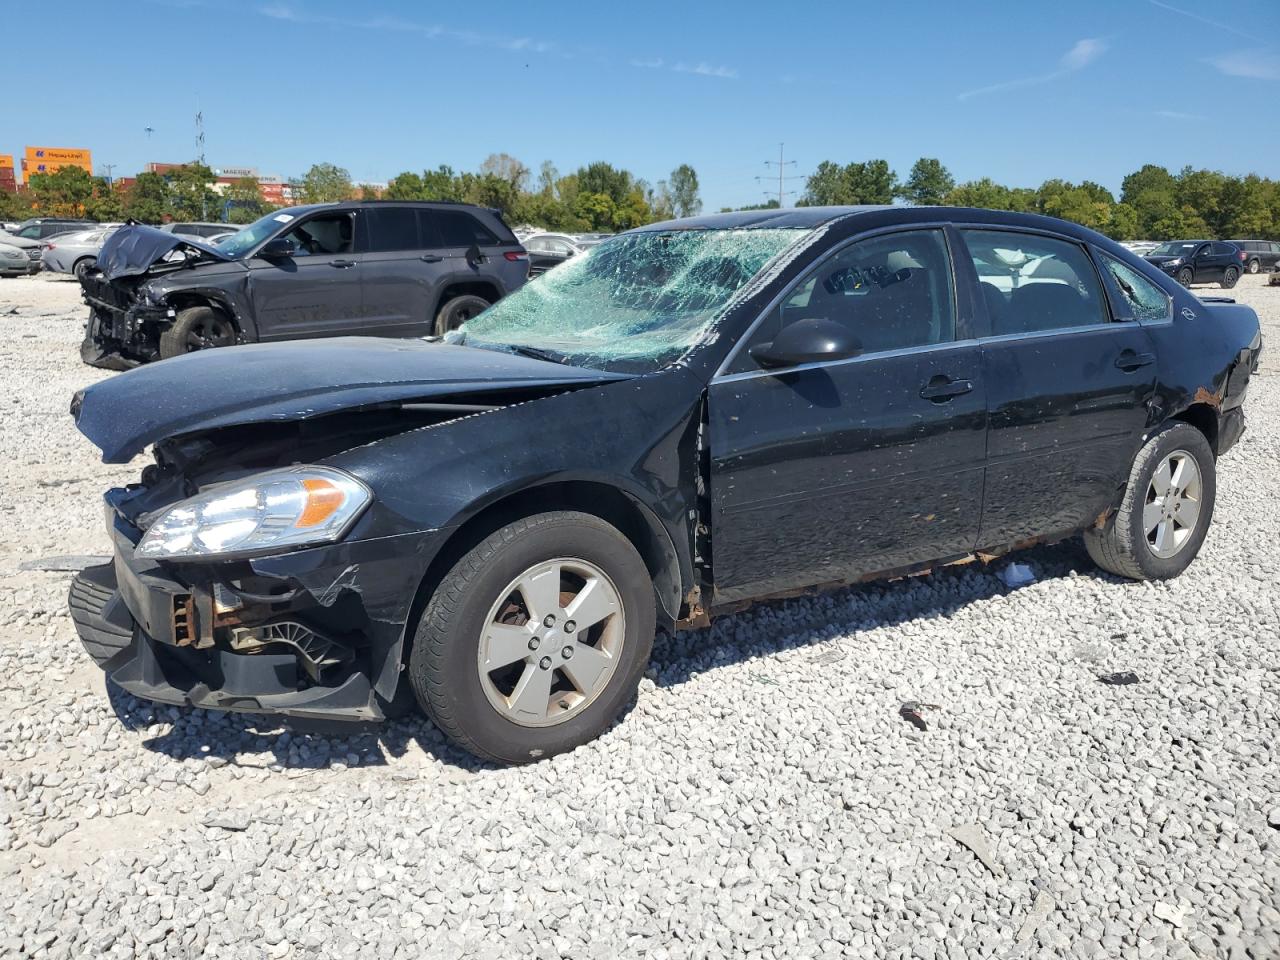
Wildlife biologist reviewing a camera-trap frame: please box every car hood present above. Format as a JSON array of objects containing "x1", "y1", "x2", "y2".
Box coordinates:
[
  {"x1": 0, "y1": 232, "x2": 41, "y2": 250},
  {"x1": 97, "y1": 224, "x2": 233, "y2": 280},
  {"x1": 1144, "y1": 255, "x2": 1180, "y2": 266},
  {"x1": 72, "y1": 337, "x2": 632, "y2": 463}
]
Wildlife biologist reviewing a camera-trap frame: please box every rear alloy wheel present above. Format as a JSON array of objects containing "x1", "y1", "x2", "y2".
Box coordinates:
[
  {"x1": 433, "y1": 294, "x2": 491, "y2": 337},
  {"x1": 1176, "y1": 267, "x2": 1194, "y2": 287},
  {"x1": 1221, "y1": 266, "x2": 1239, "y2": 289},
  {"x1": 159, "y1": 306, "x2": 236, "y2": 359},
  {"x1": 409, "y1": 511, "x2": 655, "y2": 764},
  {"x1": 1248, "y1": 258, "x2": 1260, "y2": 274},
  {"x1": 73, "y1": 257, "x2": 97, "y2": 281},
  {"x1": 1084, "y1": 421, "x2": 1215, "y2": 580}
]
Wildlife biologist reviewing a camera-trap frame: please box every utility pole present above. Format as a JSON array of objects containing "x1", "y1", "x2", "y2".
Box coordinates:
[
  {"x1": 101, "y1": 163, "x2": 115, "y2": 187},
  {"x1": 195, "y1": 109, "x2": 207, "y2": 219},
  {"x1": 755, "y1": 142, "x2": 804, "y2": 207}
]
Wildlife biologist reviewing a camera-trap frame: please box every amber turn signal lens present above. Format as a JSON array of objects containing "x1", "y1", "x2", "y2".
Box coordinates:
[{"x1": 297, "y1": 478, "x2": 346, "y2": 528}]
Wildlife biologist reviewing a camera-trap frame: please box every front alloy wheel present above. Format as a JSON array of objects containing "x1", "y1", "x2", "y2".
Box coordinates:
[
  {"x1": 409, "y1": 511, "x2": 655, "y2": 764},
  {"x1": 477, "y1": 558, "x2": 625, "y2": 727}
]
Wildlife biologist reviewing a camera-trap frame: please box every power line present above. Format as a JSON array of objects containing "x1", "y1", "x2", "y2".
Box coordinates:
[{"x1": 754, "y1": 142, "x2": 805, "y2": 207}]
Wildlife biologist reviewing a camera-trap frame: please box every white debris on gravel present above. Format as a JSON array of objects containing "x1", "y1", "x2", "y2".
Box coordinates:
[{"x1": 0, "y1": 271, "x2": 1278, "y2": 959}]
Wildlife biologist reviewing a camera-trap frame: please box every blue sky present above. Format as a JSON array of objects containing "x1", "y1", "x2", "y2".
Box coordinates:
[{"x1": 5, "y1": 0, "x2": 1278, "y2": 210}]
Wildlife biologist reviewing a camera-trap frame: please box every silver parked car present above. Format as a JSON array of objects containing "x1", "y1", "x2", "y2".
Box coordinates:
[
  {"x1": 42, "y1": 226, "x2": 122, "y2": 279},
  {"x1": 0, "y1": 231, "x2": 45, "y2": 277},
  {"x1": 158, "y1": 221, "x2": 234, "y2": 240}
]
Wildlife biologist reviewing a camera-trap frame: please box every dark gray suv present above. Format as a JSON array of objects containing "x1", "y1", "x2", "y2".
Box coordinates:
[{"x1": 79, "y1": 201, "x2": 529, "y2": 368}]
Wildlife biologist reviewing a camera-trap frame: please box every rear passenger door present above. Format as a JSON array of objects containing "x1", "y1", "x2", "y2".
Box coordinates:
[
  {"x1": 709, "y1": 227, "x2": 987, "y2": 603},
  {"x1": 356, "y1": 206, "x2": 439, "y2": 337},
  {"x1": 960, "y1": 229, "x2": 1157, "y2": 548}
]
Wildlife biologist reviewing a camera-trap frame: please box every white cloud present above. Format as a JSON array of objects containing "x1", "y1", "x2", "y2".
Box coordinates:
[
  {"x1": 1146, "y1": 0, "x2": 1260, "y2": 43},
  {"x1": 958, "y1": 37, "x2": 1109, "y2": 100},
  {"x1": 1154, "y1": 109, "x2": 1206, "y2": 120},
  {"x1": 1204, "y1": 50, "x2": 1280, "y2": 80},
  {"x1": 673, "y1": 62, "x2": 738, "y2": 79}
]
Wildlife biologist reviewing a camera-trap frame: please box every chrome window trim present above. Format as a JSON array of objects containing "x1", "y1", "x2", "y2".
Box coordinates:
[
  {"x1": 713, "y1": 337, "x2": 980, "y2": 385},
  {"x1": 714, "y1": 222, "x2": 960, "y2": 380},
  {"x1": 979, "y1": 321, "x2": 1139, "y2": 345}
]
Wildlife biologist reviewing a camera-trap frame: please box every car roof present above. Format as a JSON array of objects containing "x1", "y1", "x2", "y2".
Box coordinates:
[{"x1": 640, "y1": 206, "x2": 891, "y2": 232}]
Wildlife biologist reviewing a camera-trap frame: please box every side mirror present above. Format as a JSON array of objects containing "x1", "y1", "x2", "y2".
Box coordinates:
[
  {"x1": 749, "y1": 317, "x2": 862, "y2": 370},
  {"x1": 258, "y1": 237, "x2": 296, "y2": 259}
]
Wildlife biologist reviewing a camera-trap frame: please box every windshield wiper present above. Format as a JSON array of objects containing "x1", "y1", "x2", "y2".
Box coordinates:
[{"x1": 505, "y1": 344, "x2": 568, "y2": 365}]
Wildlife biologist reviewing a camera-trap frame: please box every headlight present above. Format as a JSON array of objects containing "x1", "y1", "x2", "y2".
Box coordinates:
[
  {"x1": 136, "y1": 466, "x2": 371, "y2": 560},
  {"x1": 1166, "y1": 258, "x2": 1182, "y2": 267}
]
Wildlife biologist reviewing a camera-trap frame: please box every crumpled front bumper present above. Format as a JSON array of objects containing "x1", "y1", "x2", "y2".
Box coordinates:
[
  {"x1": 69, "y1": 499, "x2": 440, "y2": 722},
  {"x1": 69, "y1": 561, "x2": 385, "y2": 721}
]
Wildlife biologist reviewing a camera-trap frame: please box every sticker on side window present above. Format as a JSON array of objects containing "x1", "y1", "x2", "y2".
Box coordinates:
[{"x1": 273, "y1": 214, "x2": 294, "y2": 224}]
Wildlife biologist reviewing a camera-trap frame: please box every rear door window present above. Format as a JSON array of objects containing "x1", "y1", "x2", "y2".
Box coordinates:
[
  {"x1": 435, "y1": 210, "x2": 499, "y2": 247},
  {"x1": 364, "y1": 207, "x2": 420, "y2": 252},
  {"x1": 961, "y1": 230, "x2": 1108, "y2": 335}
]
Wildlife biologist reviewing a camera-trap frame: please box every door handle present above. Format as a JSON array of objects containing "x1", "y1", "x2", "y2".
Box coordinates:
[
  {"x1": 329, "y1": 259, "x2": 356, "y2": 268},
  {"x1": 1115, "y1": 350, "x2": 1155, "y2": 372},
  {"x1": 920, "y1": 375, "x2": 973, "y2": 402},
  {"x1": 419, "y1": 254, "x2": 443, "y2": 263}
]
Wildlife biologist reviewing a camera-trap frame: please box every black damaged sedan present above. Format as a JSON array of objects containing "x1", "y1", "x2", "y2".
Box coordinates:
[{"x1": 68, "y1": 207, "x2": 1262, "y2": 763}]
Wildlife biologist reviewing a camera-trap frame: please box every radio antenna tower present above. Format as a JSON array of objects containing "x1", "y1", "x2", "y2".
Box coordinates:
[
  {"x1": 754, "y1": 142, "x2": 804, "y2": 207},
  {"x1": 195, "y1": 110, "x2": 206, "y2": 165}
]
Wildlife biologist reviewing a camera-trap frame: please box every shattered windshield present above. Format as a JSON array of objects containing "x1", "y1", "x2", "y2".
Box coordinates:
[
  {"x1": 216, "y1": 211, "x2": 296, "y2": 259},
  {"x1": 453, "y1": 228, "x2": 808, "y2": 372}
]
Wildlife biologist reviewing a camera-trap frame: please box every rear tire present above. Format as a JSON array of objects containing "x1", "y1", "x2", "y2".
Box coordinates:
[
  {"x1": 1176, "y1": 267, "x2": 1194, "y2": 287},
  {"x1": 433, "y1": 294, "x2": 491, "y2": 337},
  {"x1": 1084, "y1": 422, "x2": 1215, "y2": 581},
  {"x1": 408, "y1": 511, "x2": 655, "y2": 764},
  {"x1": 1221, "y1": 266, "x2": 1239, "y2": 289},
  {"x1": 159, "y1": 305, "x2": 236, "y2": 359},
  {"x1": 1248, "y1": 258, "x2": 1260, "y2": 274},
  {"x1": 73, "y1": 257, "x2": 97, "y2": 281}
]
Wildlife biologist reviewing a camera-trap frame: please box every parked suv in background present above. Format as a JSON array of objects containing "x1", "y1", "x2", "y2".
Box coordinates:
[
  {"x1": 1144, "y1": 240, "x2": 1244, "y2": 288},
  {"x1": 12, "y1": 218, "x2": 97, "y2": 240},
  {"x1": 79, "y1": 201, "x2": 529, "y2": 368},
  {"x1": 1229, "y1": 239, "x2": 1280, "y2": 274}
]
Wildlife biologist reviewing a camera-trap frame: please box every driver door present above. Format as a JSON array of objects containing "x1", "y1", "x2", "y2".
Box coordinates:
[
  {"x1": 707, "y1": 228, "x2": 987, "y2": 604},
  {"x1": 246, "y1": 211, "x2": 363, "y2": 340}
]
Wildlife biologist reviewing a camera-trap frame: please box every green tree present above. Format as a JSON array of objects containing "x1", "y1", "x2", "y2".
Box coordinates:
[
  {"x1": 945, "y1": 177, "x2": 1013, "y2": 209},
  {"x1": 479, "y1": 153, "x2": 529, "y2": 191},
  {"x1": 298, "y1": 162, "x2": 354, "y2": 203},
  {"x1": 224, "y1": 176, "x2": 271, "y2": 224},
  {"x1": 901, "y1": 158, "x2": 955, "y2": 205},
  {"x1": 573, "y1": 192, "x2": 616, "y2": 231},
  {"x1": 576, "y1": 162, "x2": 633, "y2": 207},
  {"x1": 669, "y1": 164, "x2": 702, "y2": 218},
  {"x1": 167, "y1": 163, "x2": 221, "y2": 220},
  {"x1": 800, "y1": 159, "x2": 897, "y2": 205},
  {"x1": 25, "y1": 166, "x2": 98, "y2": 217},
  {"x1": 1219, "y1": 175, "x2": 1273, "y2": 238},
  {"x1": 122, "y1": 171, "x2": 170, "y2": 223},
  {"x1": 0, "y1": 189, "x2": 35, "y2": 221}
]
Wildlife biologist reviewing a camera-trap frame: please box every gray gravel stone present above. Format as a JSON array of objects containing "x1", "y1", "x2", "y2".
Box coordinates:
[{"x1": 1, "y1": 273, "x2": 1278, "y2": 959}]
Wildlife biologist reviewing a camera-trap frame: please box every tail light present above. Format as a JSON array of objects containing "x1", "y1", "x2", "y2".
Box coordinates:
[
  {"x1": 504, "y1": 250, "x2": 528, "y2": 262},
  {"x1": 1239, "y1": 250, "x2": 1247, "y2": 262},
  {"x1": 44, "y1": 243, "x2": 55, "y2": 250}
]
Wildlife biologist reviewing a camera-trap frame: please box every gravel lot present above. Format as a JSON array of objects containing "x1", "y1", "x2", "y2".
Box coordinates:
[{"x1": 0, "y1": 272, "x2": 1277, "y2": 959}]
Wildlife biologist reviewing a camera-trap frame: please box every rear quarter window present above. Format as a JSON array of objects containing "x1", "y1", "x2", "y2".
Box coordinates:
[
  {"x1": 1100, "y1": 254, "x2": 1172, "y2": 323},
  {"x1": 433, "y1": 210, "x2": 500, "y2": 247}
]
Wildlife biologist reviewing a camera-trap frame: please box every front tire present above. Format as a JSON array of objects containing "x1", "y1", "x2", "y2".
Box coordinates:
[
  {"x1": 1176, "y1": 267, "x2": 1194, "y2": 287},
  {"x1": 1221, "y1": 266, "x2": 1239, "y2": 289},
  {"x1": 73, "y1": 257, "x2": 97, "y2": 281},
  {"x1": 408, "y1": 511, "x2": 655, "y2": 764},
  {"x1": 159, "y1": 306, "x2": 236, "y2": 359},
  {"x1": 434, "y1": 294, "x2": 491, "y2": 337},
  {"x1": 1084, "y1": 422, "x2": 1216, "y2": 581}
]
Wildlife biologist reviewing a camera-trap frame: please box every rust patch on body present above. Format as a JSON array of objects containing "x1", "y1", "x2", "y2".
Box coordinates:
[{"x1": 1192, "y1": 385, "x2": 1222, "y2": 410}]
